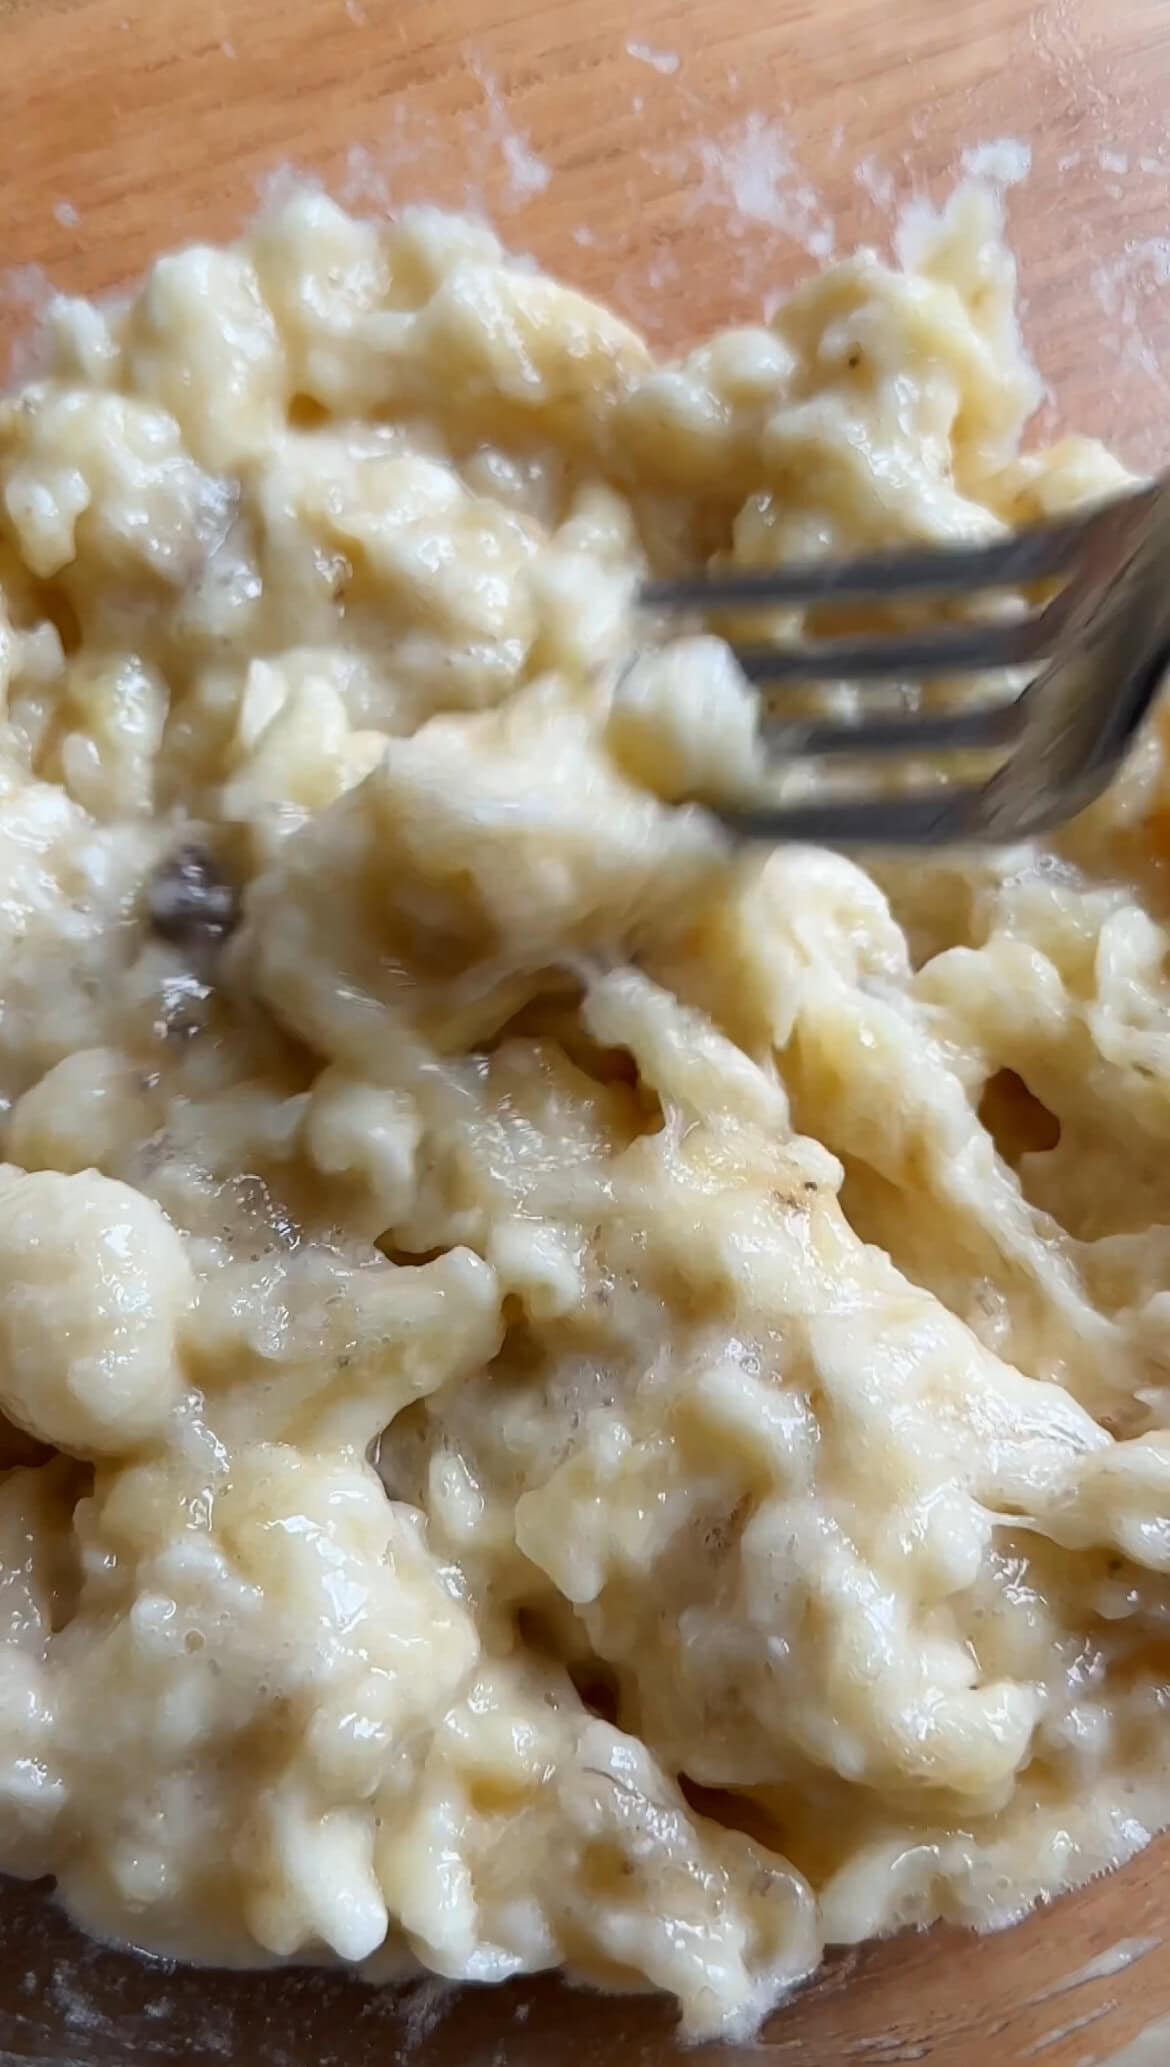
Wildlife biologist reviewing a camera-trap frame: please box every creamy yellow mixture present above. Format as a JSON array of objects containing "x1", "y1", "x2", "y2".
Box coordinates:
[{"x1": 0, "y1": 182, "x2": 1168, "y2": 2039}]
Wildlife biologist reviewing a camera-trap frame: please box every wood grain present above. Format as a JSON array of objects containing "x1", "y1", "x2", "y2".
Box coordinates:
[
  {"x1": 2, "y1": 0, "x2": 1170, "y2": 464},
  {"x1": 2, "y1": 2, "x2": 1170, "y2": 2061}
]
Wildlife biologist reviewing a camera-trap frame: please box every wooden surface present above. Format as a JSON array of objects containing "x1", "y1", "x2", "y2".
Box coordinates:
[
  {"x1": 2, "y1": 1, "x2": 1170, "y2": 2062},
  {"x1": 3, "y1": 0, "x2": 1170, "y2": 464}
]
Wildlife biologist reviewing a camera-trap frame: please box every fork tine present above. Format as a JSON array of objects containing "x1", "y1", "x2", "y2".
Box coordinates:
[
  {"x1": 641, "y1": 514, "x2": 1094, "y2": 613},
  {"x1": 731, "y1": 610, "x2": 1051, "y2": 684},
  {"x1": 718, "y1": 786, "x2": 991, "y2": 845},
  {"x1": 644, "y1": 481, "x2": 1166, "y2": 848},
  {"x1": 760, "y1": 701, "x2": 1023, "y2": 757}
]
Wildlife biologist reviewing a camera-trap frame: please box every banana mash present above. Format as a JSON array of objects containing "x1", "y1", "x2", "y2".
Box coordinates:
[{"x1": 0, "y1": 182, "x2": 1167, "y2": 2039}]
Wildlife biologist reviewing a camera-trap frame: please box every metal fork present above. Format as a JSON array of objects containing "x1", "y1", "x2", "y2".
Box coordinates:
[{"x1": 641, "y1": 479, "x2": 1170, "y2": 845}]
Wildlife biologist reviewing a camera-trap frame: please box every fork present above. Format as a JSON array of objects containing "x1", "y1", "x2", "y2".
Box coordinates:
[{"x1": 641, "y1": 479, "x2": 1170, "y2": 845}]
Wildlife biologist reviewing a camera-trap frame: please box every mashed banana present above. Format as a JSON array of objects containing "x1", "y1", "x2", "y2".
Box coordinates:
[{"x1": 0, "y1": 181, "x2": 1167, "y2": 2039}]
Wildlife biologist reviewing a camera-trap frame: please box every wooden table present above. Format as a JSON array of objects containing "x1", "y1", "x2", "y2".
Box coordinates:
[{"x1": 2, "y1": 2, "x2": 1170, "y2": 2061}]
